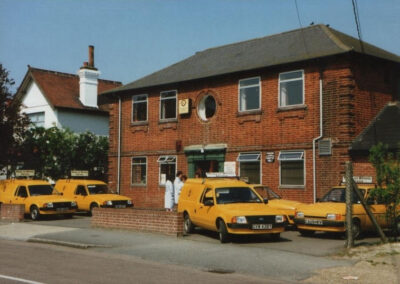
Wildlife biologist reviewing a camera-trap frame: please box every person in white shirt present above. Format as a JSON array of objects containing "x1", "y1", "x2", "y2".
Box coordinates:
[
  {"x1": 164, "y1": 173, "x2": 174, "y2": 211},
  {"x1": 174, "y1": 171, "x2": 183, "y2": 205}
]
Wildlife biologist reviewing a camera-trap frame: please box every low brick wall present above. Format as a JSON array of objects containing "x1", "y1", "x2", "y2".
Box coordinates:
[
  {"x1": 0, "y1": 204, "x2": 25, "y2": 222},
  {"x1": 91, "y1": 208, "x2": 184, "y2": 236}
]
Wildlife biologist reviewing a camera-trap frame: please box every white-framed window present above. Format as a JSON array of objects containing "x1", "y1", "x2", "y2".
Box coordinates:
[
  {"x1": 160, "y1": 90, "x2": 177, "y2": 120},
  {"x1": 157, "y1": 156, "x2": 176, "y2": 185},
  {"x1": 279, "y1": 70, "x2": 304, "y2": 107},
  {"x1": 278, "y1": 151, "x2": 305, "y2": 186},
  {"x1": 131, "y1": 157, "x2": 147, "y2": 185},
  {"x1": 239, "y1": 77, "x2": 261, "y2": 112},
  {"x1": 28, "y1": 112, "x2": 45, "y2": 127},
  {"x1": 132, "y1": 94, "x2": 148, "y2": 122},
  {"x1": 237, "y1": 152, "x2": 261, "y2": 184}
]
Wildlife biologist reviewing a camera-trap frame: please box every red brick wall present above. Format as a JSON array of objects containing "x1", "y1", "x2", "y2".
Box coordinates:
[
  {"x1": 91, "y1": 208, "x2": 183, "y2": 236},
  {"x1": 0, "y1": 204, "x2": 24, "y2": 222},
  {"x1": 107, "y1": 55, "x2": 395, "y2": 206}
]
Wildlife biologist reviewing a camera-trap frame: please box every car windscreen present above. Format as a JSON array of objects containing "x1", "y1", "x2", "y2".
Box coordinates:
[
  {"x1": 253, "y1": 186, "x2": 281, "y2": 200},
  {"x1": 321, "y1": 188, "x2": 365, "y2": 203},
  {"x1": 87, "y1": 184, "x2": 108, "y2": 195},
  {"x1": 215, "y1": 187, "x2": 262, "y2": 204},
  {"x1": 28, "y1": 185, "x2": 54, "y2": 196}
]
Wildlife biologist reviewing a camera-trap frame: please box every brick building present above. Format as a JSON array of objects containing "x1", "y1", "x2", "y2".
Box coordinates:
[{"x1": 103, "y1": 25, "x2": 400, "y2": 207}]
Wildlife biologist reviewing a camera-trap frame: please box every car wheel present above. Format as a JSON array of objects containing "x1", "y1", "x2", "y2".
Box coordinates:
[
  {"x1": 218, "y1": 219, "x2": 230, "y2": 243},
  {"x1": 299, "y1": 229, "x2": 314, "y2": 237},
  {"x1": 346, "y1": 219, "x2": 361, "y2": 240},
  {"x1": 270, "y1": 233, "x2": 280, "y2": 242},
  {"x1": 90, "y1": 203, "x2": 99, "y2": 216},
  {"x1": 30, "y1": 205, "x2": 40, "y2": 221},
  {"x1": 183, "y1": 213, "x2": 195, "y2": 235}
]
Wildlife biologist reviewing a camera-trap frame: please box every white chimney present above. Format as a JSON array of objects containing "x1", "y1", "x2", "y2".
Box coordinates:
[{"x1": 78, "y1": 45, "x2": 100, "y2": 108}]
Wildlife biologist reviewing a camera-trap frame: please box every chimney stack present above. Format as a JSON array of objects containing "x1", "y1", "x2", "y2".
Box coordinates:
[{"x1": 78, "y1": 45, "x2": 100, "y2": 108}]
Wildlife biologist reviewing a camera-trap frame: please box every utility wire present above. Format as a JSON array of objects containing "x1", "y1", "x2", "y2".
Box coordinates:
[
  {"x1": 294, "y1": 0, "x2": 310, "y2": 57},
  {"x1": 352, "y1": 0, "x2": 365, "y2": 52}
]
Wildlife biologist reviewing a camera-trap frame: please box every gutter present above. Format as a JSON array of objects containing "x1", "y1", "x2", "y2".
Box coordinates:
[
  {"x1": 117, "y1": 96, "x2": 122, "y2": 195},
  {"x1": 312, "y1": 72, "x2": 323, "y2": 203}
]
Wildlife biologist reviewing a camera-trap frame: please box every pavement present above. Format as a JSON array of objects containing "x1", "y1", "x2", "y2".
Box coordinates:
[{"x1": 0, "y1": 215, "x2": 358, "y2": 283}]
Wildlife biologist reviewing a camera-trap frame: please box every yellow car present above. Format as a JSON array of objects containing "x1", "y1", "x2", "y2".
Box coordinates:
[
  {"x1": 251, "y1": 184, "x2": 304, "y2": 225},
  {"x1": 177, "y1": 178, "x2": 286, "y2": 243},
  {"x1": 294, "y1": 185, "x2": 393, "y2": 238},
  {"x1": 0, "y1": 179, "x2": 77, "y2": 220},
  {"x1": 54, "y1": 179, "x2": 133, "y2": 214}
]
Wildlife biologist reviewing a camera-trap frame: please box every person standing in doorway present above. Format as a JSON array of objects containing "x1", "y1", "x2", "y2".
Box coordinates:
[
  {"x1": 164, "y1": 173, "x2": 174, "y2": 211},
  {"x1": 174, "y1": 171, "x2": 183, "y2": 205}
]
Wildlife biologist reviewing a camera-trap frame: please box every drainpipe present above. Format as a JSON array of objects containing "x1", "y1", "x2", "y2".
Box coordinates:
[
  {"x1": 117, "y1": 96, "x2": 122, "y2": 195},
  {"x1": 312, "y1": 71, "x2": 323, "y2": 203}
]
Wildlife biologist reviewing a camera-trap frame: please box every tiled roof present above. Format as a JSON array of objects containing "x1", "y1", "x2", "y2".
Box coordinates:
[
  {"x1": 23, "y1": 67, "x2": 121, "y2": 112},
  {"x1": 350, "y1": 102, "x2": 400, "y2": 151},
  {"x1": 103, "y1": 24, "x2": 400, "y2": 95}
]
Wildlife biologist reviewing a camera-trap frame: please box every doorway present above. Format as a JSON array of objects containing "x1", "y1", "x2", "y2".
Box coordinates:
[{"x1": 194, "y1": 160, "x2": 218, "y2": 177}]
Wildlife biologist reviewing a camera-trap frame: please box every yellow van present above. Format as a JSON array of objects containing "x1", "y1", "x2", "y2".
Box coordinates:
[
  {"x1": 54, "y1": 179, "x2": 133, "y2": 214},
  {"x1": 251, "y1": 184, "x2": 304, "y2": 225},
  {"x1": 294, "y1": 185, "x2": 395, "y2": 238},
  {"x1": 0, "y1": 179, "x2": 77, "y2": 220},
  {"x1": 177, "y1": 178, "x2": 286, "y2": 243}
]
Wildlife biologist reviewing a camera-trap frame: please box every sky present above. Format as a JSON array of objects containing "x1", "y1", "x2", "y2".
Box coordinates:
[{"x1": 1, "y1": 0, "x2": 399, "y2": 93}]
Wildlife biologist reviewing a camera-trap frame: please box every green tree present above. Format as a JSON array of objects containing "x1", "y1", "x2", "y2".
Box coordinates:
[
  {"x1": 0, "y1": 64, "x2": 29, "y2": 174},
  {"x1": 369, "y1": 143, "x2": 400, "y2": 238}
]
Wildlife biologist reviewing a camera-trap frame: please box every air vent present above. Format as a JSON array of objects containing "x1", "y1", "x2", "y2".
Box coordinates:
[{"x1": 319, "y1": 139, "x2": 332, "y2": 156}]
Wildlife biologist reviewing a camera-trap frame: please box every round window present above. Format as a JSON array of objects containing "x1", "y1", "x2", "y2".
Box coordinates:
[{"x1": 197, "y1": 95, "x2": 216, "y2": 121}]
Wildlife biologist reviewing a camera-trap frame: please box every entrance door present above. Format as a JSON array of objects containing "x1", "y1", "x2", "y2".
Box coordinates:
[{"x1": 194, "y1": 160, "x2": 218, "y2": 177}]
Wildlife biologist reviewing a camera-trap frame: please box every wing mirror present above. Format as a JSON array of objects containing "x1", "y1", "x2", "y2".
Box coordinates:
[{"x1": 263, "y1": 198, "x2": 269, "y2": 204}]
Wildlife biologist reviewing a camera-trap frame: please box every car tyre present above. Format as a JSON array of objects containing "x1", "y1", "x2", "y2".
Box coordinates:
[
  {"x1": 183, "y1": 213, "x2": 195, "y2": 235},
  {"x1": 299, "y1": 229, "x2": 314, "y2": 237},
  {"x1": 350, "y1": 219, "x2": 362, "y2": 240},
  {"x1": 218, "y1": 219, "x2": 230, "y2": 243},
  {"x1": 30, "y1": 205, "x2": 40, "y2": 221},
  {"x1": 90, "y1": 203, "x2": 99, "y2": 216}
]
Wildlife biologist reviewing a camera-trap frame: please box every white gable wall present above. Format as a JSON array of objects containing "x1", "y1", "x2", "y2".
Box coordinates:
[
  {"x1": 57, "y1": 110, "x2": 108, "y2": 136},
  {"x1": 21, "y1": 81, "x2": 59, "y2": 128}
]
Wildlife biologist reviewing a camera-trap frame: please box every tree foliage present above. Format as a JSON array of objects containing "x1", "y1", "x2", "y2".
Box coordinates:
[
  {"x1": 18, "y1": 126, "x2": 108, "y2": 181},
  {"x1": 369, "y1": 143, "x2": 400, "y2": 237},
  {"x1": 0, "y1": 63, "x2": 29, "y2": 171}
]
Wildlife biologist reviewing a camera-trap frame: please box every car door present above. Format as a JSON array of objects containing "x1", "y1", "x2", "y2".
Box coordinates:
[
  {"x1": 195, "y1": 187, "x2": 218, "y2": 230},
  {"x1": 365, "y1": 190, "x2": 388, "y2": 229},
  {"x1": 13, "y1": 186, "x2": 29, "y2": 211},
  {"x1": 74, "y1": 185, "x2": 89, "y2": 210}
]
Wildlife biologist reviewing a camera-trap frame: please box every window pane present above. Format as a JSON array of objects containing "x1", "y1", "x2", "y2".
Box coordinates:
[
  {"x1": 28, "y1": 112, "x2": 45, "y2": 127},
  {"x1": 240, "y1": 86, "x2": 260, "y2": 111},
  {"x1": 132, "y1": 163, "x2": 146, "y2": 185},
  {"x1": 240, "y1": 162, "x2": 260, "y2": 184},
  {"x1": 278, "y1": 152, "x2": 303, "y2": 161},
  {"x1": 240, "y1": 78, "x2": 259, "y2": 87},
  {"x1": 160, "y1": 163, "x2": 176, "y2": 184},
  {"x1": 134, "y1": 95, "x2": 147, "y2": 102},
  {"x1": 133, "y1": 101, "x2": 147, "y2": 121},
  {"x1": 161, "y1": 98, "x2": 176, "y2": 119},
  {"x1": 161, "y1": 91, "x2": 176, "y2": 99},
  {"x1": 132, "y1": 157, "x2": 146, "y2": 164},
  {"x1": 280, "y1": 71, "x2": 302, "y2": 81},
  {"x1": 280, "y1": 80, "x2": 303, "y2": 106},
  {"x1": 237, "y1": 153, "x2": 261, "y2": 162},
  {"x1": 281, "y1": 161, "x2": 304, "y2": 185}
]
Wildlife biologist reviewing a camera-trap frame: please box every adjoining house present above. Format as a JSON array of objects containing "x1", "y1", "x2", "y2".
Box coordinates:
[
  {"x1": 350, "y1": 101, "x2": 400, "y2": 180},
  {"x1": 103, "y1": 24, "x2": 400, "y2": 207},
  {"x1": 15, "y1": 46, "x2": 121, "y2": 136}
]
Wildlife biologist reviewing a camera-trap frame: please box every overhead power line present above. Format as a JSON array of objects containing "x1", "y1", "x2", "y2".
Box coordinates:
[{"x1": 352, "y1": 0, "x2": 365, "y2": 52}]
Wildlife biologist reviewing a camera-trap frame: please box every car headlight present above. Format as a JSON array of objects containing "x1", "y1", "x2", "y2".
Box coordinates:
[
  {"x1": 104, "y1": 200, "x2": 113, "y2": 206},
  {"x1": 296, "y1": 211, "x2": 304, "y2": 218},
  {"x1": 127, "y1": 200, "x2": 132, "y2": 205},
  {"x1": 275, "y1": 215, "x2": 284, "y2": 223},
  {"x1": 71, "y1": 201, "x2": 77, "y2": 207},
  {"x1": 231, "y1": 216, "x2": 247, "y2": 224},
  {"x1": 326, "y1": 213, "x2": 341, "y2": 221},
  {"x1": 45, "y1": 202, "x2": 53, "y2": 208}
]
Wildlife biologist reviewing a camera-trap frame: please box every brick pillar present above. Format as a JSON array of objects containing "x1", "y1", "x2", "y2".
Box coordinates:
[{"x1": 1, "y1": 204, "x2": 25, "y2": 222}]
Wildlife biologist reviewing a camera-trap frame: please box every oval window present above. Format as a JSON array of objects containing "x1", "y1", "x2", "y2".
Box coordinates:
[{"x1": 197, "y1": 95, "x2": 216, "y2": 121}]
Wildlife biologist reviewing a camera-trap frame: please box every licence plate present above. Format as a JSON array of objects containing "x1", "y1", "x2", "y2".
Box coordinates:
[
  {"x1": 115, "y1": 205, "x2": 126, "y2": 209},
  {"x1": 305, "y1": 219, "x2": 323, "y2": 225},
  {"x1": 252, "y1": 224, "x2": 272, "y2": 230},
  {"x1": 56, "y1": 207, "x2": 68, "y2": 212}
]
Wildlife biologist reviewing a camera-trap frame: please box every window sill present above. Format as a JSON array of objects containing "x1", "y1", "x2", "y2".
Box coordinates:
[
  {"x1": 277, "y1": 105, "x2": 307, "y2": 112},
  {"x1": 279, "y1": 185, "x2": 305, "y2": 190},
  {"x1": 131, "y1": 121, "x2": 149, "y2": 126},
  {"x1": 158, "y1": 119, "x2": 178, "y2": 131},
  {"x1": 131, "y1": 184, "x2": 147, "y2": 187},
  {"x1": 158, "y1": 118, "x2": 178, "y2": 124},
  {"x1": 236, "y1": 109, "x2": 263, "y2": 117}
]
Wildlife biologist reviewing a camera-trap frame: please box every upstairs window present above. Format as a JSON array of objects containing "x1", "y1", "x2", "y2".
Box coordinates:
[
  {"x1": 132, "y1": 94, "x2": 148, "y2": 122},
  {"x1": 279, "y1": 70, "x2": 304, "y2": 107},
  {"x1": 160, "y1": 90, "x2": 177, "y2": 120},
  {"x1": 131, "y1": 157, "x2": 147, "y2": 186},
  {"x1": 28, "y1": 112, "x2": 45, "y2": 127},
  {"x1": 239, "y1": 77, "x2": 261, "y2": 112}
]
